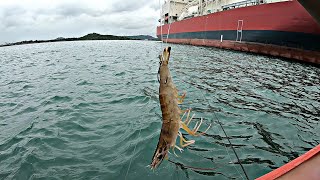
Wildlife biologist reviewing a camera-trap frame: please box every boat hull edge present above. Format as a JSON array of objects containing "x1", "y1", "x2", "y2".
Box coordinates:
[{"x1": 160, "y1": 38, "x2": 320, "y2": 64}]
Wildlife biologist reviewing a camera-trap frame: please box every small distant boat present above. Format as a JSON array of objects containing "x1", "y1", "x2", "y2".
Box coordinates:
[
  {"x1": 256, "y1": 144, "x2": 320, "y2": 180},
  {"x1": 157, "y1": 0, "x2": 320, "y2": 64}
]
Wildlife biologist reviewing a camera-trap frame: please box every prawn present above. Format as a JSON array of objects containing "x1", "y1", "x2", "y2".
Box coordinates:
[{"x1": 150, "y1": 47, "x2": 211, "y2": 169}]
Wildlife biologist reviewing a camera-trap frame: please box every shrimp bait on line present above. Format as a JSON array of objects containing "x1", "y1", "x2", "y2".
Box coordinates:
[{"x1": 150, "y1": 47, "x2": 211, "y2": 169}]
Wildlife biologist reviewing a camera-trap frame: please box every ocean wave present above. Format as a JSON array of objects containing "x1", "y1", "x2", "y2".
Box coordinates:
[{"x1": 0, "y1": 41, "x2": 319, "y2": 179}]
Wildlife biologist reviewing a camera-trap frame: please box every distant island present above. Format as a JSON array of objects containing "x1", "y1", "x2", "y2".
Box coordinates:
[{"x1": 0, "y1": 33, "x2": 159, "y2": 47}]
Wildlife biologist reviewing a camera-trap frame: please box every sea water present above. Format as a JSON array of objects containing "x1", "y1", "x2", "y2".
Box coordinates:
[{"x1": 0, "y1": 40, "x2": 319, "y2": 179}]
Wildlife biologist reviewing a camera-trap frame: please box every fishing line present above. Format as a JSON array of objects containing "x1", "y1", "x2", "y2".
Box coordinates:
[
  {"x1": 182, "y1": 76, "x2": 245, "y2": 179},
  {"x1": 167, "y1": 58, "x2": 244, "y2": 179},
  {"x1": 170, "y1": 58, "x2": 247, "y2": 179},
  {"x1": 165, "y1": 0, "x2": 175, "y2": 44},
  {"x1": 125, "y1": 101, "x2": 150, "y2": 180},
  {"x1": 193, "y1": 79, "x2": 249, "y2": 180},
  {"x1": 182, "y1": 79, "x2": 245, "y2": 180},
  {"x1": 157, "y1": 2, "x2": 248, "y2": 179},
  {"x1": 159, "y1": 0, "x2": 164, "y2": 50},
  {"x1": 125, "y1": 57, "x2": 160, "y2": 179}
]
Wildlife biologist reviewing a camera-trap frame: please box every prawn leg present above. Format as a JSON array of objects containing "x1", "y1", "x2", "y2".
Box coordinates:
[
  {"x1": 182, "y1": 109, "x2": 195, "y2": 126},
  {"x1": 172, "y1": 145, "x2": 183, "y2": 157},
  {"x1": 178, "y1": 132, "x2": 195, "y2": 148},
  {"x1": 181, "y1": 118, "x2": 211, "y2": 136},
  {"x1": 177, "y1": 92, "x2": 186, "y2": 104}
]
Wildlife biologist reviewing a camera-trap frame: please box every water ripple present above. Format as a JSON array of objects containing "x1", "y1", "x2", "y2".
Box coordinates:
[{"x1": 0, "y1": 41, "x2": 319, "y2": 179}]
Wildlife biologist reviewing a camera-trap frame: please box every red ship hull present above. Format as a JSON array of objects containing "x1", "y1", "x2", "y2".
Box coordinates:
[{"x1": 157, "y1": 0, "x2": 320, "y2": 64}]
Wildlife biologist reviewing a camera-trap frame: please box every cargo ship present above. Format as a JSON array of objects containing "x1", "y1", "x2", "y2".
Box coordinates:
[{"x1": 156, "y1": 0, "x2": 320, "y2": 64}]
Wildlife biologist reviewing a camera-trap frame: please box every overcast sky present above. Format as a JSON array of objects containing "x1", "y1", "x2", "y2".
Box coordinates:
[{"x1": 0, "y1": 0, "x2": 161, "y2": 43}]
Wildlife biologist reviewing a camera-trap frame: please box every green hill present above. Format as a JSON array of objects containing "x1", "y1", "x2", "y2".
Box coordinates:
[
  {"x1": 0, "y1": 33, "x2": 156, "y2": 47},
  {"x1": 79, "y1": 33, "x2": 131, "y2": 40},
  {"x1": 125, "y1": 35, "x2": 158, "y2": 40}
]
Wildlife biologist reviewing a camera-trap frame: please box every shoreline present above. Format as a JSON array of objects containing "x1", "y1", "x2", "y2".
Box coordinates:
[{"x1": 0, "y1": 33, "x2": 159, "y2": 47}]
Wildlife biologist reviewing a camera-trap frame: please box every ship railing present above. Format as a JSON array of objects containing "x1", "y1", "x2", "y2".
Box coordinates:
[{"x1": 222, "y1": 0, "x2": 262, "y2": 10}]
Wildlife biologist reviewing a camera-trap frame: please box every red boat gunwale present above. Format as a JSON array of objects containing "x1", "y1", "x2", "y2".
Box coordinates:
[{"x1": 256, "y1": 144, "x2": 320, "y2": 180}]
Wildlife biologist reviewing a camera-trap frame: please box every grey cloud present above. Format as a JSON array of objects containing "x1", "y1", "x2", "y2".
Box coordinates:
[
  {"x1": 55, "y1": 3, "x2": 107, "y2": 18},
  {"x1": 111, "y1": 0, "x2": 152, "y2": 13},
  {"x1": 57, "y1": 4, "x2": 87, "y2": 17},
  {"x1": 1, "y1": 6, "x2": 34, "y2": 29},
  {"x1": 34, "y1": 4, "x2": 101, "y2": 18},
  {"x1": 2, "y1": 6, "x2": 26, "y2": 17},
  {"x1": 149, "y1": 1, "x2": 161, "y2": 11},
  {"x1": 0, "y1": 0, "x2": 160, "y2": 43}
]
